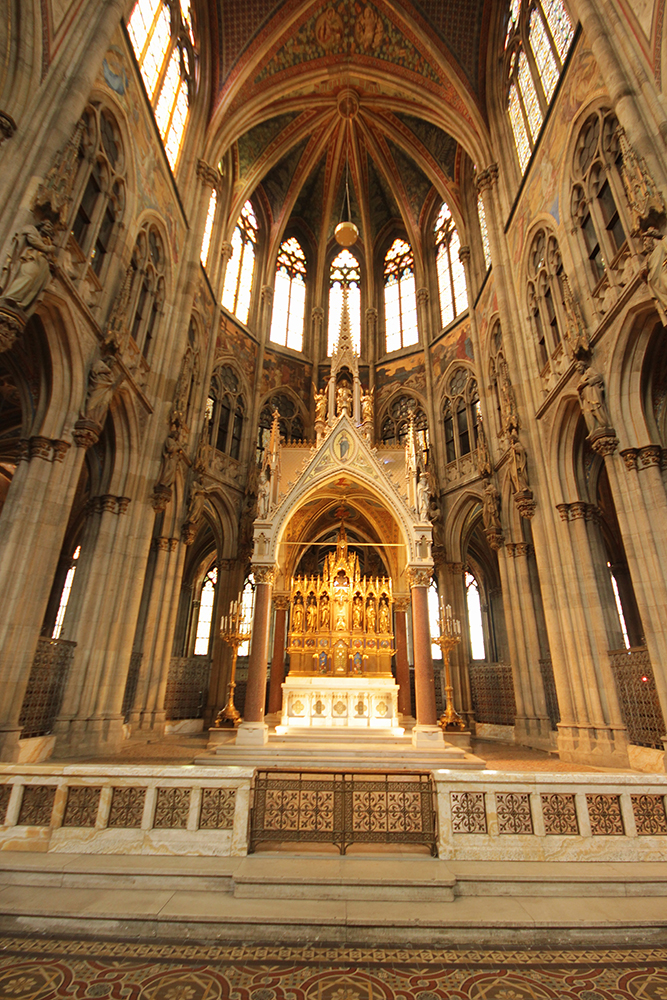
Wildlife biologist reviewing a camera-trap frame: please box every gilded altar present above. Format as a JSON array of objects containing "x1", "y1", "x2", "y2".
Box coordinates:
[{"x1": 279, "y1": 526, "x2": 401, "y2": 732}]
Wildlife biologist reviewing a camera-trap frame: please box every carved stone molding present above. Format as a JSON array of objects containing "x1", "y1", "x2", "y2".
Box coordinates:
[
  {"x1": 72, "y1": 417, "x2": 102, "y2": 450},
  {"x1": 0, "y1": 111, "x2": 17, "y2": 144},
  {"x1": 484, "y1": 527, "x2": 504, "y2": 551},
  {"x1": 640, "y1": 445, "x2": 662, "y2": 468},
  {"x1": 181, "y1": 520, "x2": 198, "y2": 545},
  {"x1": 252, "y1": 564, "x2": 278, "y2": 586},
  {"x1": 556, "y1": 501, "x2": 600, "y2": 523},
  {"x1": 589, "y1": 429, "x2": 619, "y2": 457},
  {"x1": 51, "y1": 440, "x2": 71, "y2": 463},
  {"x1": 393, "y1": 596, "x2": 410, "y2": 613},
  {"x1": 219, "y1": 558, "x2": 236, "y2": 571},
  {"x1": 407, "y1": 566, "x2": 432, "y2": 589},
  {"x1": 416, "y1": 287, "x2": 429, "y2": 305},
  {"x1": 18, "y1": 436, "x2": 71, "y2": 463},
  {"x1": 620, "y1": 448, "x2": 638, "y2": 471},
  {"x1": 261, "y1": 285, "x2": 274, "y2": 306},
  {"x1": 196, "y1": 159, "x2": 220, "y2": 189},
  {"x1": 458, "y1": 244, "x2": 471, "y2": 267},
  {"x1": 513, "y1": 487, "x2": 536, "y2": 519},
  {"x1": 477, "y1": 163, "x2": 498, "y2": 193},
  {"x1": 151, "y1": 484, "x2": 173, "y2": 512},
  {"x1": 506, "y1": 542, "x2": 534, "y2": 558},
  {"x1": 220, "y1": 241, "x2": 234, "y2": 264},
  {"x1": 87, "y1": 495, "x2": 131, "y2": 517},
  {"x1": 273, "y1": 595, "x2": 290, "y2": 611},
  {"x1": 0, "y1": 306, "x2": 26, "y2": 353},
  {"x1": 445, "y1": 562, "x2": 464, "y2": 575}
]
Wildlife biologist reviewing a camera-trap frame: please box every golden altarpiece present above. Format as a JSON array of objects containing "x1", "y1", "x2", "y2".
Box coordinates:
[{"x1": 279, "y1": 524, "x2": 401, "y2": 731}]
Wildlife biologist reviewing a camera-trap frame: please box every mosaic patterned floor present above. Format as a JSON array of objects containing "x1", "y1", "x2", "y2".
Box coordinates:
[{"x1": 1, "y1": 937, "x2": 667, "y2": 999}]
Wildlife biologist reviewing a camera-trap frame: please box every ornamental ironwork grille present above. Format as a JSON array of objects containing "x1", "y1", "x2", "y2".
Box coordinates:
[
  {"x1": 164, "y1": 655, "x2": 211, "y2": 720},
  {"x1": 19, "y1": 637, "x2": 76, "y2": 738},
  {"x1": 249, "y1": 770, "x2": 437, "y2": 856},
  {"x1": 468, "y1": 661, "x2": 516, "y2": 726},
  {"x1": 608, "y1": 647, "x2": 666, "y2": 750}
]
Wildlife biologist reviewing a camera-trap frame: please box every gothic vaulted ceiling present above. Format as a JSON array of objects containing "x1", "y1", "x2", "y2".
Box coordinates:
[{"x1": 206, "y1": 0, "x2": 494, "y2": 255}]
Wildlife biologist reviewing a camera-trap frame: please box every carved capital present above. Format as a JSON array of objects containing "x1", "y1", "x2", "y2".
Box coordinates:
[
  {"x1": 262, "y1": 285, "x2": 274, "y2": 306},
  {"x1": 393, "y1": 596, "x2": 410, "y2": 613},
  {"x1": 0, "y1": 306, "x2": 26, "y2": 353},
  {"x1": 639, "y1": 444, "x2": 662, "y2": 468},
  {"x1": 484, "y1": 526, "x2": 504, "y2": 551},
  {"x1": 589, "y1": 429, "x2": 619, "y2": 457},
  {"x1": 151, "y1": 484, "x2": 173, "y2": 512},
  {"x1": 29, "y1": 436, "x2": 52, "y2": 461},
  {"x1": 51, "y1": 440, "x2": 71, "y2": 463},
  {"x1": 416, "y1": 286, "x2": 429, "y2": 305},
  {"x1": 220, "y1": 240, "x2": 234, "y2": 264},
  {"x1": 458, "y1": 244, "x2": 471, "y2": 267},
  {"x1": 17, "y1": 438, "x2": 29, "y2": 462},
  {"x1": 219, "y1": 558, "x2": 235, "y2": 571},
  {"x1": 407, "y1": 566, "x2": 432, "y2": 589},
  {"x1": 252, "y1": 563, "x2": 278, "y2": 586},
  {"x1": 155, "y1": 536, "x2": 171, "y2": 551},
  {"x1": 181, "y1": 520, "x2": 198, "y2": 545},
  {"x1": 513, "y1": 487, "x2": 536, "y2": 519},
  {"x1": 445, "y1": 562, "x2": 464, "y2": 575},
  {"x1": 477, "y1": 163, "x2": 498, "y2": 194},
  {"x1": 620, "y1": 447, "x2": 639, "y2": 471},
  {"x1": 0, "y1": 111, "x2": 17, "y2": 144},
  {"x1": 569, "y1": 500, "x2": 589, "y2": 520},
  {"x1": 273, "y1": 595, "x2": 290, "y2": 611},
  {"x1": 196, "y1": 159, "x2": 220, "y2": 189},
  {"x1": 556, "y1": 502, "x2": 571, "y2": 521}
]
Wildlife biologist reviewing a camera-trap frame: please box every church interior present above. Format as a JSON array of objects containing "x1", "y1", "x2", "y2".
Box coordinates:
[{"x1": 1, "y1": 0, "x2": 667, "y2": 989}]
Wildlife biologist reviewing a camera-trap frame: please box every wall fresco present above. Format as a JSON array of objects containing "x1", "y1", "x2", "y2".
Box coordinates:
[
  {"x1": 375, "y1": 351, "x2": 426, "y2": 409},
  {"x1": 262, "y1": 349, "x2": 313, "y2": 399},
  {"x1": 431, "y1": 318, "x2": 473, "y2": 393},
  {"x1": 217, "y1": 317, "x2": 258, "y2": 387}
]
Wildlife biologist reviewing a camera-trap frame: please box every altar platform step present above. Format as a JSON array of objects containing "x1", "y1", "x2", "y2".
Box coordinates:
[{"x1": 197, "y1": 729, "x2": 486, "y2": 770}]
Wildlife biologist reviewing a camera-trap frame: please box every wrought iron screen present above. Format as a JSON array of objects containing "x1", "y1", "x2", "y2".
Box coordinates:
[
  {"x1": 609, "y1": 647, "x2": 666, "y2": 750},
  {"x1": 539, "y1": 656, "x2": 561, "y2": 730},
  {"x1": 249, "y1": 770, "x2": 437, "y2": 855},
  {"x1": 164, "y1": 655, "x2": 211, "y2": 720},
  {"x1": 19, "y1": 637, "x2": 76, "y2": 738},
  {"x1": 468, "y1": 661, "x2": 516, "y2": 726}
]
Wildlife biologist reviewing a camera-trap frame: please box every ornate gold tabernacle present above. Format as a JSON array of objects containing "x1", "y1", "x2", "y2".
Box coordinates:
[{"x1": 288, "y1": 525, "x2": 394, "y2": 677}]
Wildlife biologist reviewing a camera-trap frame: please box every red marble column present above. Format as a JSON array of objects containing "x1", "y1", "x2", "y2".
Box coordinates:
[
  {"x1": 393, "y1": 597, "x2": 412, "y2": 717},
  {"x1": 267, "y1": 596, "x2": 289, "y2": 715},
  {"x1": 237, "y1": 565, "x2": 276, "y2": 744},
  {"x1": 409, "y1": 569, "x2": 439, "y2": 730}
]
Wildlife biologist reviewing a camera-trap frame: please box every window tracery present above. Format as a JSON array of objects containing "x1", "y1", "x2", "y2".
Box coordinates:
[
  {"x1": 270, "y1": 237, "x2": 307, "y2": 352},
  {"x1": 200, "y1": 189, "x2": 217, "y2": 268},
  {"x1": 434, "y1": 204, "x2": 468, "y2": 329},
  {"x1": 127, "y1": 0, "x2": 196, "y2": 170},
  {"x1": 570, "y1": 109, "x2": 628, "y2": 287},
  {"x1": 466, "y1": 571, "x2": 486, "y2": 660},
  {"x1": 257, "y1": 392, "x2": 305, "y2": 458},
  {"x1": 384, "y1": 238, "x2": 419, "y2": 352},
  {"x1": 526, "y1": 228, "x2": 567, "y2": 381},
  {"x1": 381, "y1": 394, "x2": 429, "y2": 462},
  {"x1": 328, "y1": 249, "x2": 361, "y2": 355},
  {"x1": 221, "y1": 200, "x2": 257, "y2": 325},
  {"x1": 128, "y1": 224, "x2": 165, "y2": 358},
  {"x1": 52, "y1": 546, "x2": 81, "y2": 640},
  {"x1": 442, "y1": 368, "x2": 480, "y2": 465},
  {"x1": 504, "y1": 0, "x2": 574, "y2": 172},
  {"x1": 477, "y1": 194, "x2": 492, "y2": 272},
  {"x1": 206, "y1": 365, "x2": 244, "y2": 460},
  {"x1": 193, "y1": 564, "x2": 216, "y2": 655},
  {"x1": 71, "y1": 106, "x2": 125, "y2": 277},
  {"x1": 488, "y1": 321, "x2": 518, "y2": 437}
]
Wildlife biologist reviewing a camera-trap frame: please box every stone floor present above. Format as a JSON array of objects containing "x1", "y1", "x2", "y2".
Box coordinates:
[
  {"x1": 63, "y1": 734, "x2": 605, "y2": 772},
  {"x1": 1, "y1": 934, "x2": 667, "y2": 999}
]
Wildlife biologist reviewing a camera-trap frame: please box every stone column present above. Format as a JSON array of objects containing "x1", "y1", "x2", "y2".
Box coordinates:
[
  {"x1": 267, "y1": 595, "x2": 289, "y2": 715},
  {"x1": 393, "y1": 597, "x2": 412, "y2": 718},
  {"x1": 236, "y1": 564, "x2": 277, "y2": 745},
  {"x1": 408, "y1": 567, "x2": 445, "y2": 748},
  {"x1": 0, "y1": 437, "x2": 84, "y2": 760}
]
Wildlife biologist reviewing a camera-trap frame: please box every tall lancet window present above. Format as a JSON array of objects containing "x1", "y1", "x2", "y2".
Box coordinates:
[
  {"x1": 222, "y1": 200, "x2": 257, "y2": 324},
  {"x1": 328, "y1": 250, "x2": 361, "y2": 355},
  {"x1": 127, "y1": 0, "x2": 197, "y2": 170},
  {"x1": 384, "y1": 238, "x2": 418, "y2": 353},
  {"x1": 434, "y1": 203, "x2": 467, "y2": 329},
  {"x1": 270, "y1": 237, "x2": 307, "y2": 351}
]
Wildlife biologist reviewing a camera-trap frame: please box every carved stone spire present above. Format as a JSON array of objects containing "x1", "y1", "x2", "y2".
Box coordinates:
[{"x1": 331, "y1": 286, "x2": 359, "y2": 379}]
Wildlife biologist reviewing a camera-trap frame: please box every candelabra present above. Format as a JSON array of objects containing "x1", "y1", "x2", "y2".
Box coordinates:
[
  {"x1": 434, "y1": 599, "x2": 466, "y2": 731},
  {"x1": 213, "y1": 595, "x2": 251, "y2": 728}
]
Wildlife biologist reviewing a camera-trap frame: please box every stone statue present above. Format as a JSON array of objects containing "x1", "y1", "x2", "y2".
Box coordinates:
[
  {"x1": 361, "y1": 387, "x2": 374, "y2": 423},
  {"x1": 319, "y1": 595, "x2": 330, "y2": 629},
  {"x1": 336, "y1": 382, "x2": 352, "y2": 416},
  {"x1": 186, "y1": 474, "x2": 207, "y2": 526},
  {"x1": 352, "y1": 594, "x2": 363, "y2": 629},
  {"x1": 378, "y1": 598, "x2": 390, "y2": 633},
  {"x1": 257, "y1": 466, "x2": 271, "y2": 518},
  {"x1": 156, "y1": 431, "x2": 183, "y2": 490},
  {"x1": 644, "y1": 230, "x2": 667, "y2": 326},
  {"x1": 334, "y1": 589, "x2": 347, "y2": 629},
  {"x1": 366, "y1": 598, "x2": 376, "y2": 632},
  {"x1": 417, "y1": 473, "x2": 430, "y2": 520},
  {"x1": 292, "y1": 599, "x2": 304, "y2": 632},
  {"x1": 576, "y1": 362, "x2": 612, "y2": 433},
  {"x1": 482, "y1": 479, "x2": 502, "y2": 531},
  {"x1": 1, "y1": 220, "x2": 56, "y2": 311},
  {"x1": 314, "y1": 387, "x2": 327, "y2": 423},
  {"x1": 508, "y1": 431, "x2": 529, "y2": 493},
  {"x1": 306, "y1": 598, "x2": 317, "y2": 632},
  {"x1": 82, "y1": 357, "x2": 121, "y2": 425}
]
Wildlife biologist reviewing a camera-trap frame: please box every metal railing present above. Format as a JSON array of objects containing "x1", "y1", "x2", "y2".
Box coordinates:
[
  {"x1": 249, "y1": 769, "x2": 437, "y2": 855},
  {"x1": 609, "y1": 646, "x2": 666, "y2": 750},
  {"x1": 19, "y1": 637, "x2": 76, "y2": 738}
]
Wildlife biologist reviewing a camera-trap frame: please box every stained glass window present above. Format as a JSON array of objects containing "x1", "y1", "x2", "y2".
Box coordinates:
[
  {"x1": 270, "y1": 237, "x2": 307, "y2": 351},
  {"x1": 52, "y1": 546, "x2": 81, "y2": 639},
  {"x1": 508, "y1": 82, "x2": 531, "y2": 172},
  {"x1": 328, "y1": 249, "x2": 361, "y2": 355},
  {"x1": 434, "y1": 203, "x2": 467, "y2": 329},
  {"x1": 542, "y1": 0, "x2": 574, "y2": 61},
  {"x1": 127, "y1": 0, "x2": 196, "y2": 170},
  {"x1": 384, "y1": 238, "x2": 418, "y2": 353},
  {"x1": 200, "y1": 189, "x2": 217, "y2": 267},
  {"x1": 194, "y1": 566, "x2": 217, "y2": 655},
  {"x1": 238, "y1": 574, "x2": 255, "y2": 656},
  {"x1": 222, "y1": 201, "x2": 257, "y2": 325},
  {"x1": 529, "y1": 7, "x2": 559, "y2": 101},
  {"x1": 505, "y1": 0, "x2": 521, "y2": 48},
  {"x1": 477, "y1": 194, "x2": 492, "y2": 270},
  {"x1": 518, "y1": 50, "x2": 542, "y2": 140}
]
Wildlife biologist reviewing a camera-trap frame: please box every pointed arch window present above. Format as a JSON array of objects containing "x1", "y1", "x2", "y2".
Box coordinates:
[
  {"x1": 52, "y1": 546, "x2": 81, "y2": 639},
  {"x1": 381, "y1": 394, "x2": 429, "y2": 463},
  {"x1": 434, "y1": 204, "x2": 468, "y2": 329},
  {"x1": 238, "y1": 574, "x2": 256, "y2": 656},
  {"x1": 384, "y1": 238, "x2": 418, "y2": 352},
  {"x1": 428, "y1": 579, "x2": 443, "y2": 662},
  {"x1": 207, "y1": 365, "x2": 244, "y2": 460},
  {"x1": 442, "y1": 368, "x2": 480, "y2": 465},
  {"x1": 200, "y1": 188, "x2": 217, "y2": 268},
  {"x1": 477, "y1": 194, "x2": 492, "y2": 271},
  {"x1": 71, "y1": 106, "x2": 125, "y2": 277},
  {"x1": 222, "y1": 200, "x2": 257, "y2": 325},
  {"x1": 328, "y1": 249, "x2": 361, "y2": 355},
  {"x1": 526, "y1": 228, "x2": 568, "y2": 381},
  {"x1": 466, "y1": 571, "x2": 486, "y2": 660},
  {"x1": 257, "y1": 392, "x2": 304, "y2": 459},
  {"x1": 270, "y1": 237, "x2": 307, "y2": 351},
  {"x1": 128, "y1": 224, "x2": 166, "y2": 358},
  {"x1": 505, "y1": 0, "x2": 573, "y2": 173},
  {"x1": 193, "y1": 565, "x2": 217, "y2": 655},
  {"x1": 127, "y1": 0, "x2": 196, "y2": 170}
]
